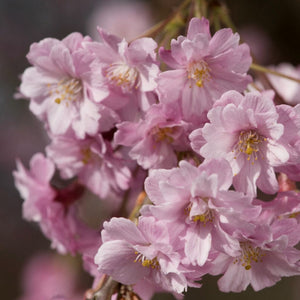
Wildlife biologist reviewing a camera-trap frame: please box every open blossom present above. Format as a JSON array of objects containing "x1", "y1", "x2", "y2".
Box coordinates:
[
  {"x1": 143, "y1": 159, "x2": 260, "y2": 267},
  {"x1": 19, "y1": 32, "x2": 109, "y2": 138},
  {"x1": 85, "y1": 28, "x2": 159, "y2": 120},
  {"x1": 114, "y1": 104, "x2": 191, "y2": 170},
  {"x1": 209, "y1": 217, "x2": 300, "y2": 292},
  {"x1": 46, "y1": 133, "x2": 131, "y2": 199},
  {"x1": 95, "y1": 216, "x2": 198, "y2": 294},
  {"x1": 158, "y1": 17, "x2": 252, "y2": 124},
  {"x1": 13, "y1": 2, "x2": 300, "y2": 297},
  {"x1": 193, "y1": 90, "x2": 289, "y2": 196},
  {"x1": 13, "y1": 153, "x2": 99, "y2": 254}
]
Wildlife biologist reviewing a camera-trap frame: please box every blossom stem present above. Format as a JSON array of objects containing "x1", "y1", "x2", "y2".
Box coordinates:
[
  {"x1": 85, "y1": 275, "x2": 118, "y2": 300},
  {"x1": 251, "y1": 63, "x2": 300, "y2": 84},
  {"x1": 193, "y1": 0, "x2": 206, "y2": 18},
  {"x1": 131, "y1": 0, "x2": 192, "y2": 41},
  {"x1": 129, "y1": 191, "x2": 149, "y2": 222}
]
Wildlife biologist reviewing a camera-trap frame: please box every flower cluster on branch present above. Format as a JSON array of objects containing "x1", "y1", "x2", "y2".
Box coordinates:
[{"x1": 13, "y1": 1, "x2": 300, "y2": 299}]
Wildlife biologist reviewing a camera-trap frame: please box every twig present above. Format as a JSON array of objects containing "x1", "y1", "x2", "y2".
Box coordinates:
[
  {"x1": 85, "y1": 276, "x2": 119, "y2": 300},
  {"x1": 251, "y1": 63, "x2": 300, "y2": 84},
  {"x1": 130, "y1": 0, "x2": 192, "y2": 41}
]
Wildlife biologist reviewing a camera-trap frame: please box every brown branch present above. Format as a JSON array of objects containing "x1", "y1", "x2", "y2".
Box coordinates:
[{"x1": 85, "y1": 276, "x2": 119, "y2": 300}]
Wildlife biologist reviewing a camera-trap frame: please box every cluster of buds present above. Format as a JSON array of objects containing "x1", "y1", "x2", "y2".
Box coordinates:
[{"x1": 14, "y1": 1, "x2": 300, "y2": 299}]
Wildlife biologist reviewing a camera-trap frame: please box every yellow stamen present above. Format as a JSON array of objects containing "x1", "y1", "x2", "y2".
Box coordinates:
[
  {"x1": 81, "y1": 148, "x2": 92, "y2": 164},
  {"x1": 188, "y1": 60, "x2": 211, "y2": 88},
  {"x1": 151, "y1": 126, "x2": 175, "y2": 144},
  {"x1": 186, "y1": 197, "x2": 214, "y2": 225},
  {"x1": 233, "y1": 242, "x2": 265, "y2": 270},
  {"x1": 48, "y1": 78, "x2": 82, "y2": 106},
  {"x1": 134, "y1": 252, "x2": 160, "y2": 269},
  {"x1": 106, "y1": 62, "x2": 138, "y2": 92},
  {"x1": 233, "y1": 130, "x2": 266, "y2": 163}
]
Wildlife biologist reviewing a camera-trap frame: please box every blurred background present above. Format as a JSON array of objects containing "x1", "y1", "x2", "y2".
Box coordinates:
[{"x1": 1, "y1": 0, "x2": 300, "y2": 299}]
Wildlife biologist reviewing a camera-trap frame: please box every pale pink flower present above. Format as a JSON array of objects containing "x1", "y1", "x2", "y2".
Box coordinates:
[
  {"x1": 95, "y1": 216, "x2": 197, "y2": 294},
  {"x1": 46, "y1": 134, "x2": 132, "y2": 199},
  {"x1": 19, "y1": 33, "x2": 110, "y2": 138},
  {"x1": 14, "y1": 153, "x2": 56, "y2": 222},
  {"x1": 85, "y1": 28, "x2": 159, "y2": 120},
  {"x1": 195, "y1": 90, "x2": 289, "y2": 196},
  {"x1": 13, "y1": 153, "x2": 99, "y2": 254},
  {"x1": 143, "y1": 159, "x2": 260, "y2": 267},
  {"x1": 114, "y1": 104, "x2": 191, "y2": 170},
  {"x1": 209, "y1": 218, "x2": 300, "y2": 292},
  {"x1": 158, "y1": 17, "x2": 252, "y2": 123}
]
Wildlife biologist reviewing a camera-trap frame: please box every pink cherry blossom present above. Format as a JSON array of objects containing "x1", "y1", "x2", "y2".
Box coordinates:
[
  {"x1": 158, "y1": 17, "x2": 252, "y2": 124},
  {"x1": 85, "y1": 28, "x2": 159, "y2": 121},
  {"x1": 143, "y1": 159, "x2": 260, "y2": 267},
  {"x1": 19, "y1": 33, "x2": 111, "y2": 138},
  {"x1": 209, "y1": 218, "x2": 300, "y2": 292},
  {"x1": 13, "y1": 153, "x2": 99, "y2": 255},
  {"x1": 95, "y1": 216, "x2": 199, "y2": 294},
  {"x1": 46, "y1": 133, "x2": 131, "y2": 199},
  {"x1": 114, "y1": 104, "x2": 191, "y2": 170},
  {"x1": 195, "y1": 90, "x2": 289, "y2": 196}
]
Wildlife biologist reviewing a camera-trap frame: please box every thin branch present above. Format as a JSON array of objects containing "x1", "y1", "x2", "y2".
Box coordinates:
[
  {"x1": 130, "y1": 0, "x2": 192, "y2": 41},
  {"x1": 251, "y1": 63, "x2": 300, "y2": 84}
]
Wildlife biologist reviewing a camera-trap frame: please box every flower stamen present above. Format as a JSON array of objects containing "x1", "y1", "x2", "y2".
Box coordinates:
[
  {"x1": 106, "y1": 62, "x2": 139, "y2": 92},
  {"x1": 233, "y1": 130, "x2": 266, "y2": 164},
  {"x1": 134, "y1": 251, "x2": 160, "y2": 269},
  {"x1": 151, "y1": 126, "x2": 175, "y2": 144},
  {"x1": 185, "y1": 198, "x2": 214, "y2": 226},
  {"x1": 188, "y1": 60, "x2": 211, "y2": 88},
  {"x1": 233, "y1": 242, "x2": 265, "y2": 270},
  {"x1": 48, "y1": 78, "x2": 82, "y2": 106}
]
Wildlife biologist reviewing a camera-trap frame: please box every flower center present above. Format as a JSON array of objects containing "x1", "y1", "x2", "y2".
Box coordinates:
[
  {"x1": 234, "y1": 242, "x2": 265, "y2": 270},
  {"x1": 48, "y1": 78, "x2": 82, "y2": 106},
  {"x1": 151, "y1": 126, "x2": 175, "y2": 144},
  {"x1": 81, "y1": 148, "x2": 92, "y2": 164},
  {"x1": 80, "y1": 147, "x2": 101, "y2": 165},
  {"x1": 185, "y1": 198, "x2": 214, "y2": 225},
  {"x1": 233, "y1": 130, "x2": 266, "y2": 164},
  {"x1": 106, "y1": 62, "x2": 139, "y2": 92},
  {"x1": 192, "y1": 210, "x2": 214, "y2": 224},
  {"x1": 188, "y1": 60, "x2": 211, "y2": 88},
  {"x1": 134, "y1": 252, "x2": 160, "y2": 269}
]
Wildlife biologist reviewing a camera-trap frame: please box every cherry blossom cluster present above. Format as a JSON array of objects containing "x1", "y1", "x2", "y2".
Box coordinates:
[{"x1": 14, "y1": 16, "x2": 300, "y2": 300}]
